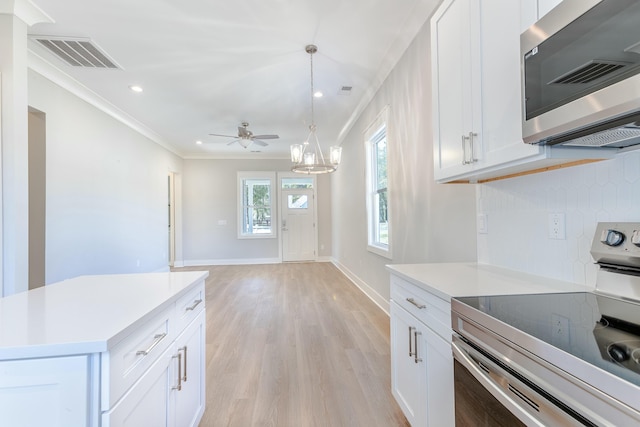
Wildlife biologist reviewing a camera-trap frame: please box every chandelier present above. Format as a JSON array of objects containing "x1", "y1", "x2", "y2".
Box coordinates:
[{"x1": 291, "y1": 45, "x2": 342, "y2": 174}]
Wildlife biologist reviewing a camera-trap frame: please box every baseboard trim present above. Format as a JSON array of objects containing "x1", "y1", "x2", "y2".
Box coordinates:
[
  {"x1": 331, "y1": 259, "x2": 390, "y2": 316},
  {"x1": 184, "y1": 258, "x2": 281, "y2": 266}
]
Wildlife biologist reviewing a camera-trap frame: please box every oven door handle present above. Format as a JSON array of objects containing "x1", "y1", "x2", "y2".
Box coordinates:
[{"x1": 452, "y1": 338, "x2": 549, "y2": 427}]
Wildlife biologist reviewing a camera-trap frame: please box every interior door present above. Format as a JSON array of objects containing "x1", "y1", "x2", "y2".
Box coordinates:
[{"x1": 281, "y1": 189, "x2": 316, "y2": 262}]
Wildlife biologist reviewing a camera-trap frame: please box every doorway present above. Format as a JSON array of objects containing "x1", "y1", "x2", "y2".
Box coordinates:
[
  {"x1": 28, "y1": 107, "x2": 46, "y2": 289},
  {"x1": 278, "y1": 174, "x2": 317, "y2": 262}
]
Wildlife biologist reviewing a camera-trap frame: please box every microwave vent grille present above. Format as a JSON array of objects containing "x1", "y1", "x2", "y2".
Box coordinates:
[
  {"x1": 564, "y1": 126, "x2": 640, "y2": 147},
  {"x1": 549, "y1": 60, "x2": 627, "y2": 85}
]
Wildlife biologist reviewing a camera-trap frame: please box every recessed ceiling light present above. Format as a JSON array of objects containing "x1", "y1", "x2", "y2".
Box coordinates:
[
  {"x1": 129, "y1": 85, "x2": 143, "y2": 93},
  {"x1": 314, "y1": 91, "x2": 323, "y2": 98},
  {"x1": 195, "y1": 140, "x2": 203, "y2": 145}
]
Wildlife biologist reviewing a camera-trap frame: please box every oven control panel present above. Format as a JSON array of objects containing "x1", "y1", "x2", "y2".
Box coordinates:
[{"x1": 591, "y1": 222, "x2": 640, "y2": 269}]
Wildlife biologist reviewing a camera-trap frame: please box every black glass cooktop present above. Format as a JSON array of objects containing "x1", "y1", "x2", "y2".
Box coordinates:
[{"x1": 454, "y1": 292, "x2": 640, "y2": 387}]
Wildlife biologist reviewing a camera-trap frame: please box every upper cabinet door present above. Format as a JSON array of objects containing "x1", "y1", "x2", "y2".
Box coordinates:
[
  {"x1": 480, "y1": 0, "x2": 540, "y2": 165},
  {"x1": 521, "y1": 0, "x2": 564, "y2": 31},
  {"x1": 538, "y1": 0, "x2": 564, "y2": 19},
  {"x1": 431, "y1": 0, "x2": 483, "y2": 180}
]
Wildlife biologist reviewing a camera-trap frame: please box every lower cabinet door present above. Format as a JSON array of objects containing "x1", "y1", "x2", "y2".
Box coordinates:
[
  {"x1": 102, "y1": 348, "x2": 173, "y2": 427},
  {"x1": 390, "y1": 301, "x2": 427, "y2": 426},
  {"x1": 424, "y1": 324, "x2": 455, "y2": 426},
  {"x1": 172, "y1": 310, "x2": 206, "y2": 427},
  {"x1": 0, "y1": 355, "x2": 91, "y2": 427}
]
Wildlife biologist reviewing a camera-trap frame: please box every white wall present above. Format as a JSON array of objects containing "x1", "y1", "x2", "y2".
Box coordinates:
[
  {"x1": 332, "y1": 17, "x2": 477, "y2": 311},
  {"x1": 181, "y1": 158, "x2": 332, "y2": 265},
  {"x1": 28, "y1": 70, "x2": 184, "y2": 284},
  {"x1": 477, "y1": 150, "x2": 640, "y2": 289}
]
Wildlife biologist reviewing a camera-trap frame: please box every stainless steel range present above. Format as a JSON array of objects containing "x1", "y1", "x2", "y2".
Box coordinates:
[{"x1": 452, "y1": 222, "x2": 640, "y2": 426}]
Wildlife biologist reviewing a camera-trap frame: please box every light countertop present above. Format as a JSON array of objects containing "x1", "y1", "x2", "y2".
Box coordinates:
[
  {"x1": 0, "y1": 271, "x2": 208, "y2": 360},
  {"x1": 386, "y1": 262, "x2": 590, "y2": 302}
]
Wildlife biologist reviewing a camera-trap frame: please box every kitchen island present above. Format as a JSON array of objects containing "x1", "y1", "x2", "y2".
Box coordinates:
[{"x1": 0, "y1": 271, "x2": 208, "y2": 427}]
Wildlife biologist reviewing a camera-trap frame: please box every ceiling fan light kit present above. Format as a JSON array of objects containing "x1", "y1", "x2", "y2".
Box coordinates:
[{"x1": 291, "y1": 44, "x2": 342, "y2": 174}]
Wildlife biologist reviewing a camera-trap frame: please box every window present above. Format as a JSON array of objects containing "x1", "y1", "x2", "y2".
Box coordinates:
[
  {"x1": 238, "y1": 172, "x2": 276, "y2": 238},
  {"x1": 281, "y1": 177, "x2": 314, "y2": 189},
  {"x1": 365, "y1": 109, "x2": 391, "y2": 258},
  {"x1": 288, "y1": 194, "x2": 308, "y2": 209}
]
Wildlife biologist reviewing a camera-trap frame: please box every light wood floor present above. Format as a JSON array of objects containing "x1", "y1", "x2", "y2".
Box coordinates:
[{"x1": 174, "y1": 262, "x2": 409, "y2": 427}]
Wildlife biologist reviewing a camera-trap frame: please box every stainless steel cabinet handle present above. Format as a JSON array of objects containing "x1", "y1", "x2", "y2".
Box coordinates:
[
  {"x1": 180, "y1": 346, "x2": 188, "y2": 382},
  {"x1": 413, "y1": 330, "x2": 423, "y2": 364},
  {"x1": 461, "y1": 134, "x2": 469, "y2": 165},
  {"x1": 406, "y1": 297, "x2": 426, "y2": 309},
  {"x1": 136, "y1": 333, "x2": 167, "y2": 356},
  {"x1": 408, "y1": 326, "x2": 415, "y2": 357},
  {"x1": 469, "y1": 131, "x2": 478, "y2": 163},
  {"x1": 186, "y1": 299, "x2": 203, "y2": 311},
  {"x1": 172, "y1": 352, "x2": 182, "y2": 391}
]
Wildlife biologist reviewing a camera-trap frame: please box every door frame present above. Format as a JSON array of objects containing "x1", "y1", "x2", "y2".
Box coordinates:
[{"x1": 277, "y1": 172, "x2": 318, "y2": 262}]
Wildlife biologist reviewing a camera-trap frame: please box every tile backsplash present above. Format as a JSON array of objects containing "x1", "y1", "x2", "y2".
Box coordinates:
[{"x1": 477, "y1": 150, "x2": 640, "y2": 288}]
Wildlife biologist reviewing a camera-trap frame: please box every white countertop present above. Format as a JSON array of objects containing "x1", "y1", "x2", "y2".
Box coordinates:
[
  {"x1": 386, "y1": 262, "x2": 590, "y2": 302},
  {"x1": 0, "y1": 271, "x2": 208, "y2": 360}
]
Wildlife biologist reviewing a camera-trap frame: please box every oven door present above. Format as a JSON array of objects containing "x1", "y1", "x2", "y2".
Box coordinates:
[{"x1": 452, "y1": 335, "x2": 594, "y2": 427}]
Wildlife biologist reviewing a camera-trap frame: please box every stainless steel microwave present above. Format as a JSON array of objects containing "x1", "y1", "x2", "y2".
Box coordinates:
[{"x1": 521, "y1": 0, "x2": 640, "y2": 149}]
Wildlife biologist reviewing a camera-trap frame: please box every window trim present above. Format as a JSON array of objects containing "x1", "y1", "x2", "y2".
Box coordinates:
[
  {"x1": 237, "y1": 171, "x2": 276, "y2": 239},
  {"x1": 364, "y1": 107, "x2": 392, "y2": 259}
]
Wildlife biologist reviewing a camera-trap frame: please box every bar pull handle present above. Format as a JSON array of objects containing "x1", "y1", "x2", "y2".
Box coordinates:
[
  {"x1": 406, "y1": 297, "x2": 426, "y2": 309},
  {"x1": 186, "y1": 299, "x2": 203, "y2": 311},
  {"x1": 136, "y1": 333, "x2": 167, "y2": 356},
  {"x1": 461, "y1": 134, "x2": 469, "y2": 165},
  {"x1": 172, "y1": 352, "x2": 182, "y2": 391},
  {"x1": 408, "y1": 326, "x2": 415, "y2": 358},
  {"x1": 469, "y1": 131, "x2": 478, "y2": 163},
  {"x1": 413, "y1": 330, "x2": 423, "y2": 364},
  {"x1": 180, "y1": 346, "x2": 188, "y2": 382}
]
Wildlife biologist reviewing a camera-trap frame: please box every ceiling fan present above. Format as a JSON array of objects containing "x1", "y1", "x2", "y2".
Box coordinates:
[{"x1": 208, "y1": 122, "x2": 279, "y2": 148}]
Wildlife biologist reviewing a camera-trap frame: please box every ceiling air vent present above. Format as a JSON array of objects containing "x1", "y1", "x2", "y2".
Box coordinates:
[
  {"x1": 31, "y1": 36, "x2": 120, "y2": 69},
  {"x1": 549, "y1": 60, "x2": 627, "y2": 84}
]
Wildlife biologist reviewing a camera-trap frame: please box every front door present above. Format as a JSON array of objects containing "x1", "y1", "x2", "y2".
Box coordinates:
[{"x1": 281, "y1": 188, "x2": 316, "y2": 262}]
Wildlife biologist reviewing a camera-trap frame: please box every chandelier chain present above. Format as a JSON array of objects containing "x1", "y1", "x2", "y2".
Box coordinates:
[{"x1": 310, "y1": 49, "x2": 315, "y2": 129}]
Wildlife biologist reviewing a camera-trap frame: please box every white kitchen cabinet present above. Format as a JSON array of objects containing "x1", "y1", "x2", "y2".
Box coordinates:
[
  {"x1": 0, "y1": 272, "x2": 208, "y2": 427},
  {"x1": 0, "y1": 355, "x2": 92, "y2": 427},
  {"x1": 390, "y1": 274, "x2": 454, "y2": 427},
  {"x1": 431, "y1": 0, "x2": 542, "y2": 183},
  {"x1": 432, "y1": 0, "x2": 607, "y2": 183},
  {"x1": 391, "y1": 301, "x2": 428, "y2": 425},
  {"x1": 102, "y1": 347, "x2": 173, "y2": 427},
  {"x1": 538, "y1": 0, "x2": 563, "y2": 20},
  {"x1": 172, "y1": 310, "x2": 206, "y2": 427},
  {"x1": 521, "y1": 0, "x2": 563, "y2": 31},
  {"x1": 431, "y1": 0, "x2": 481, "y2": 180},
  {"x1": 103, "y1": 309, "x2": 205, "y2": 427}
]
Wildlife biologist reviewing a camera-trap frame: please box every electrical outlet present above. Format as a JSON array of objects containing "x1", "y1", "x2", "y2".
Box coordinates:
[
  {"x1": 478, "y1": 214, "x2": 488, "y2": 234},
  {"x1": 548, "y1": 213, "x2": 566, "y2": 240}
]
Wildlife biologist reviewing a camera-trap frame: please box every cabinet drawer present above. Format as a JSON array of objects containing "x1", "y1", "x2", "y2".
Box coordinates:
[
  {"x1": 390, "y1": 275, "x2": 451, "y2": 342},
  {"x1": 175, "y1": 281, "x2": 205, "y2": 331},
  {"x1": 102, "y1": 346, "x2": 174, "y2": 427},
  {"x1": 101, "y1": 307, "x2": 173, "y2": 409}
]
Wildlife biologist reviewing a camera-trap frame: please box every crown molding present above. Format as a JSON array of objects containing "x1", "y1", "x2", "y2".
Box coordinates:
[
  {"x1": 0, "y1": 0, "x2": 54, "y2": 25},
  {"x1": 28, "y1": 49, "x2": 184, "y2": 157}
]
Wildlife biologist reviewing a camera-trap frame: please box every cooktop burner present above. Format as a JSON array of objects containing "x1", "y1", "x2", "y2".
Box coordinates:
[{"x1": 455, "y1": 291, "x2": 640, "y2": 387}]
